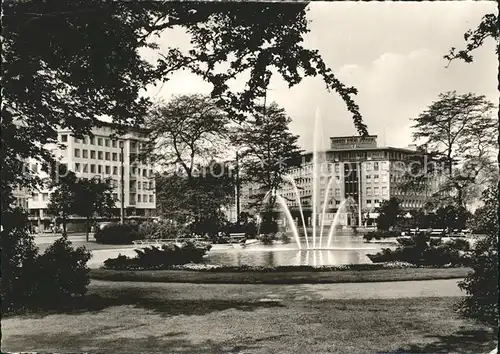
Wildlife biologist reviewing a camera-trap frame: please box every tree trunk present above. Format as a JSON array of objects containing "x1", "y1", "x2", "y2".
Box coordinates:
[{"x1": 62, "y1": 215, "x2": 67, "y2": 238}]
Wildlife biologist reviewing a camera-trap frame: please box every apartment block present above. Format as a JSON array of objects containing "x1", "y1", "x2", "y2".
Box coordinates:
[{"x1": 27, "y1": 122, "x2": 156, "y2": 231}]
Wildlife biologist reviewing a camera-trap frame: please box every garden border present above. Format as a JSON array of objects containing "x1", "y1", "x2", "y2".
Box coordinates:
[{"x1": 90, "y1": 266, "x2": 471, "y2": 284}]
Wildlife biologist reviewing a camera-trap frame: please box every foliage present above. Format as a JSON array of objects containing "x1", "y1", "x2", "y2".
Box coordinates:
[
  {"x1": 445, "y1": 13, "x2": 499, "y2": 64},
  {"x1": 103, "y1": 241, "x2": 212, "y2": 270},
  {"x1": 47, "y1": 170, "x2": 79, "y2": 236},
  {"x1": 72, "y1": 177, "x2": 115, "y2": 240},
  {"x1": 156, "y1": 161, "x2": 234, "y2": 237},
  {"x1": 144, "y1": 95, "x2": 229, "y2": 173},
  {"x1": 2, "y1": 1, "x2": 367, "y2": 212},
  {"x1": 433, "y1": 205, "x2": 471, "y2": 230},
  {"x1": 32, "y1": 237, "x2": 92, "y2": 304},
  {"x1": 468, "y1": 186, "x2": 499, "y2": 234},
  {"x1": 232, "y1": 102, "x2": 303, "y2": 212},
  {"x1": 456, "y1": 184, "x2": 498, "y2": 326},
  {"x1": 409, "y1": 91, "x2": 496, "y2": 207},
  {"x1": 369, "y1": 232, "x2": 471, "y2": 266},
  {"x1": 0, "y1": 208, "x2": 39, "y2": 313},
  {"x1": 279, "y1": 232, "x2": 291, "y2": 244},
  {"x1": 363, "y1": 230, "x2": 400, "y2": 241},
  {"x1": 376, "y1": 197, "x2": 404, "y2": 231},
  {"x1": 95, "y1": 223, "x2": 141, "y2": 244},
  {"x1": 138, "y1": 221, "x2": 188, "y2": 240},
  {"x1": 258, "y1": 233, "x2": 276, "y2": 245},
  {"x1": 243, "y1": 219, "x2": 258, "y2": 238}
]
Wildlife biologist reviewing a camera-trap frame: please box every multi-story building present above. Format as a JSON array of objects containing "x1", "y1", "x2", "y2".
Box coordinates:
[
  {"x1": 235, "y1": 135, "x2": 439, "y2": 228},
  {"x1": 27, "y1": 122, "x2": 156, "y2": 231}
]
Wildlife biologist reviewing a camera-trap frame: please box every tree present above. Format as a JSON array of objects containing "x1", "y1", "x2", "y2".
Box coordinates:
[
  {"x1": 145, "y1": 95, "x2": 230, "y2": 179},
  {"x1": 46, "y1": 171, "x2": 79, "y2": 237},
  {"x1": 232, "y1": 102, "x2": 302, "y2": 226},
  {"x1": 72, "y1": 177, "x2": 115, "y2": 241},
  {"x1": 457, "y1": 185, "x2": 498, "y2": 327},
  {"x1": 376, "y1": 197, "x2": 403, "y2": 231},
  {"x1": 156, "y1": 161, "x2": 235, "y2": 238},
  {"x1": 411, "y1": 91, "x2": 496, "y2": 207}
]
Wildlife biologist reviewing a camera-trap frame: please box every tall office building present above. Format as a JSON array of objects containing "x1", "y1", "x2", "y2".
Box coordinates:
[
  {"x1": 235, "y1": 135, "x2": 440, "y2": 227},
  {"x1": 27, "y1": 122, "x2": 156, "y2": 231}
]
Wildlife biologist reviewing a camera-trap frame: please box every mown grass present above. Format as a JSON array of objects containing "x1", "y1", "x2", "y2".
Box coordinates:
[{"x1": 2, "y1": 282, "x2": 496, "y2": 354}]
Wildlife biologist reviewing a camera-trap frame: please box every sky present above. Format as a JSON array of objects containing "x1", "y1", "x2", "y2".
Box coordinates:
[{"x1": 141, "y1": 1, "x2": 498, "y2": 153}]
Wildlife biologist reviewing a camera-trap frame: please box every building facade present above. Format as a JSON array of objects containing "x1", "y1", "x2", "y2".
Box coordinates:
[
  {"x1": 235, "y1": 135, "x2": 439, "y2": 228},
  {"x1": 27, "y1": 122, "x2": 156, "y2": 231}
]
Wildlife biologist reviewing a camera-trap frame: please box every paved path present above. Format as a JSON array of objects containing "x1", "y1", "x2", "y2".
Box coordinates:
[{"x1": 91, "y1": 278, "x2": 464, "y2": 300}]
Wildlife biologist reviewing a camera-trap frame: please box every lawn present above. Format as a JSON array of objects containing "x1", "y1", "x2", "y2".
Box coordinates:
[
  {"x1": 2, "y1": 281, "x2": 496, "y2": 353},
  {"x1": 90, "y1": 266, "x2": 471, "y2": 284}
]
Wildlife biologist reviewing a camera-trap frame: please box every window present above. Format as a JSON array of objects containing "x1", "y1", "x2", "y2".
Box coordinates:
[
  {"x1": 366, "y1": 187, "x2": 372, "y2": 196},
  {"x1": 366, "y1": 175, "x2": 371, "y2": 180},
  {"x1": 61, "y1": 134, "x2": 68, "y2": 142},
  {"x1": 149, "y1": 169, "x2": 153, "y2": 177},
  {"x1": 105, "y1": 139, "x2": 110, "y2": 147},
  {"x1": 374, "y1": 174, "x2": 379, "y2": 180},
  {"x1": 83, "y1": 164, "x2": 88, "y2": 173},
  {"x1": 366, "y1": 199, "x2": 372, "y2": 205},
  {"x1": 131, "y1": 141, "x2": 137, "y2": 150},
  {"x1": 149, "y1": 181, "x2": 154, "y2": 190},
  {"x1": 374, "y1": 199, "x2": 380, "y2": 205},
  {"x1": 143, "y1": 194, "x2": 147, "y2": 202},
  {"x1": 98, "y1": 165, "x2": 103, "y2": 174},
  {"x1": 112, "y1": 152, "x2": 118, "y2": 161},
  {"x1": 83, "y1": 149, "x2": 88, "y2": 158},
  {"x1": 335, "y1": 200, "x2": 341, "y2": 205},
  {"x1": 113, "y1": 193, "x2": 118, "y2": 201},
  {"x1": 374, "y1": 162, "x2": 379, "y2": 170},
  {"x1": 105, "y1": 152, "x2": 110, "y2": 160},
  {"x1": 132, "y1": 167, "x2": 137, "y2": 175},
  {"x1": 89, "y1": 136, "x2": 95, "y2": 145},
  {"x1": 366, "y1": 162, "x2": 372, "y2": 171},
  {"x1": 149, "y1": 195, "x2": 153, "y2": 203},
  {"x1": 75, "y1": 163, "x2": 81, "y2": 172},
  {"x1": 90, "y1": 164, "x2": 96, "y2": 173},
  {"x1": 142, "y1": 169, "x2": 147, "y2": 177},
  {"x1": 138, "y1": 194, "x2": 141, "y2": 202},
  {"x1": 98, "y1": 151, "x2": 103, "y2": 160},
  {"x1": 334, "y1": 164, "x2": 340, "y2": 173},
  {"x1": 113, "y1": 166, "x2": 118, "y2": 175},
  {"x1": 74, "y1": 137, "x2": 79, "y2": 143},
  {"x1": 335, "y1": 188, "x2": 340, "y2": 197},
  {"x1": 74, "y1": 148, "x2": 80, "y2": 157},
  {"x1": 382, "y1": 187, "x2": 388, "y2": 195},
  {"x1": 105, "y1": 166, "x2": 111, "y2": 174},
  {"x1": 374, "y1": 187, "x2": 380, "y2": 195},
  {"x1": 112, "y1": 140, "x2": 117, "y2": 148},
  {"x1": 90, "y1": 150, "x2": 96, "y2": 159},
  {"x1": 97, "y1": 138, "x2": 103, "y2": 146}
]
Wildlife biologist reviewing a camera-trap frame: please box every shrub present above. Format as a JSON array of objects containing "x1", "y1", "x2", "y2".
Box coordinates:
[
  {"x1": 258, "y1": 233, "x2": 275, "y2": 245},
  {"x1": 95, "y1": 223, "x2": 141, "y2": 244},
  {"x1": 32, "y1": 237, "x2": 92, "y2": 304},
  {"x1": 279, "y1": 232, "x2": 291, "y2": 244},
  {"x1": 244, "y1": 221, "x2": 258, "y2": 238},
  {"x1": 1, "y1": 208, "x2": 39, "y2": 313},
  {"x1": 456, "y1": 184, "x2": 498, "y2": 326},
  {"x1": 103, "y1": 241, "x2": 212, "y2": 270},
  {"x1": 429, "y1": 237, "x2": 442, "y2": 247}
]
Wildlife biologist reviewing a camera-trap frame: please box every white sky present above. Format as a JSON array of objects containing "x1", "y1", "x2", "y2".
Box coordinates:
[{"x1": 141, "y1": 1, "x2": 498, "y2": 153}]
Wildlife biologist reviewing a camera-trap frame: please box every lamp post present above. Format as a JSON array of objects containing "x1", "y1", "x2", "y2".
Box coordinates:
[
  {"x1": 119, "y1": 141, "x2": 125, "y2": 225},
  {"x1": 235, "y1": 150, "x2": 240, "y2": 226}
]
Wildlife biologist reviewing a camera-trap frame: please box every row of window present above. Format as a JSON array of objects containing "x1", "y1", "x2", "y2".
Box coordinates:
[
  {"x1": 61, "y1": 134, "x2": 146, "y2": 151},
  {"x1": 366, "y1": 186, "x2": 388, "y2": 196},
  {"x1": 74, "y1": 162, "x2": 153, "y2": 177},
  {"x1": 74, "y1": 148, "x2": 120, "y2": 161},
  {"x1": 112, "y1": 193, "x2": 155, "y2": 203}
]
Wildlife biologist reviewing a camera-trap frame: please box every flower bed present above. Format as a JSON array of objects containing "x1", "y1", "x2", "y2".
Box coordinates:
[{"x1": 168, "y1": 261, "x2": 419, "y2": 272}]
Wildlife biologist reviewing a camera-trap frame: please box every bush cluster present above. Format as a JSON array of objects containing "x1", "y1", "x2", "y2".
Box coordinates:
[
  {"x1": 368, "y1": 232, "x2": 471, "y2": 266},
  {"x1": 1, "y1": 208, "x2": 92, "y2": 314},
  {"x1": 103, "y1": 241, "x2": 212, "y2": 270},
  {"x1": 94, "y1": 223, "x2": 141, "y2": 244}
]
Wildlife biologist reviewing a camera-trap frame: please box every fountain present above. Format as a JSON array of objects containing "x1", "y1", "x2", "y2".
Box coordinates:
[{"x1": 268, "y1": 108, "x2": 352, "y2": 250}]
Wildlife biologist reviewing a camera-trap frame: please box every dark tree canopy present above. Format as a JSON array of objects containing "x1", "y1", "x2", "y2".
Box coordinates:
[
  {"x1": 2, "y1": 0, "x2": 368, "y2": 210},
  {"x1": 232, "y1": 102, "x2": 303, "y2": 209}
]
